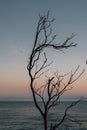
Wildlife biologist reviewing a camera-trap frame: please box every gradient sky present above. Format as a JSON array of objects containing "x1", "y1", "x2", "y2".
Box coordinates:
[{"x1": 0, "y1": 0, "x2": 87, "y2": 100}]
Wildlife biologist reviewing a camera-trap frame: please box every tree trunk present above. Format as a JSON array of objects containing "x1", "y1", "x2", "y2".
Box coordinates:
[{"x1": 44, "y1": 114, "x2": 47, "y2": 130}]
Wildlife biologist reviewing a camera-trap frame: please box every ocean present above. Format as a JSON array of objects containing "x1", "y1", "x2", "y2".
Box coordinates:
[{"x1": 0, "y1": 101, "x2": 87, "y2": 130}]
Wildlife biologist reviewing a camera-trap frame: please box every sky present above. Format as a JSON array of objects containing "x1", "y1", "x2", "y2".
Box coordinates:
[{"x1": 0, "y1": 0, "x2": 87, "y2": 100}]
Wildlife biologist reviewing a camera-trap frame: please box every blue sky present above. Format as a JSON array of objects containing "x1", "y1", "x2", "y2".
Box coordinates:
[{"x1": 0, "y1": 0, "x2": 87, "y2": 100}]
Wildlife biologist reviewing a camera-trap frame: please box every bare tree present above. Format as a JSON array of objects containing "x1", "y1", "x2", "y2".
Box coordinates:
[{"x1": 27, "y1": 11, "x2": 84, "y2": 130}]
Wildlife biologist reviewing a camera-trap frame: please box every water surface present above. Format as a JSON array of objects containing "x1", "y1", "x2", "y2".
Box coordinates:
[{"x1": 0, "y1": 101, "x2": 87, "y2": 130}]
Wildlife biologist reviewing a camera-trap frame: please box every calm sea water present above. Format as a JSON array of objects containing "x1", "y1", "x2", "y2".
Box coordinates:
[{"x1": 0, "y1": 101, "x2": 87, "y2": 130}]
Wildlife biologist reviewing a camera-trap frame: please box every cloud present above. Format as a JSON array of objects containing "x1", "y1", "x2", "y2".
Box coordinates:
[{"x1": 9, "y1": 44, "x2": 29, "y2": 57}]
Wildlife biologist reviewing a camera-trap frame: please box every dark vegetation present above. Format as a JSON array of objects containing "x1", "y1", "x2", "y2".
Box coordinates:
[{"x1": 27, "y1": 11, "x2": 84, "y2": 130}]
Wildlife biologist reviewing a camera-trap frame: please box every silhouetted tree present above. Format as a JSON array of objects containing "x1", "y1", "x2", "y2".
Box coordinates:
[{"x1": 27, "y1": 11, "x2": 84, "y2": 130}]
